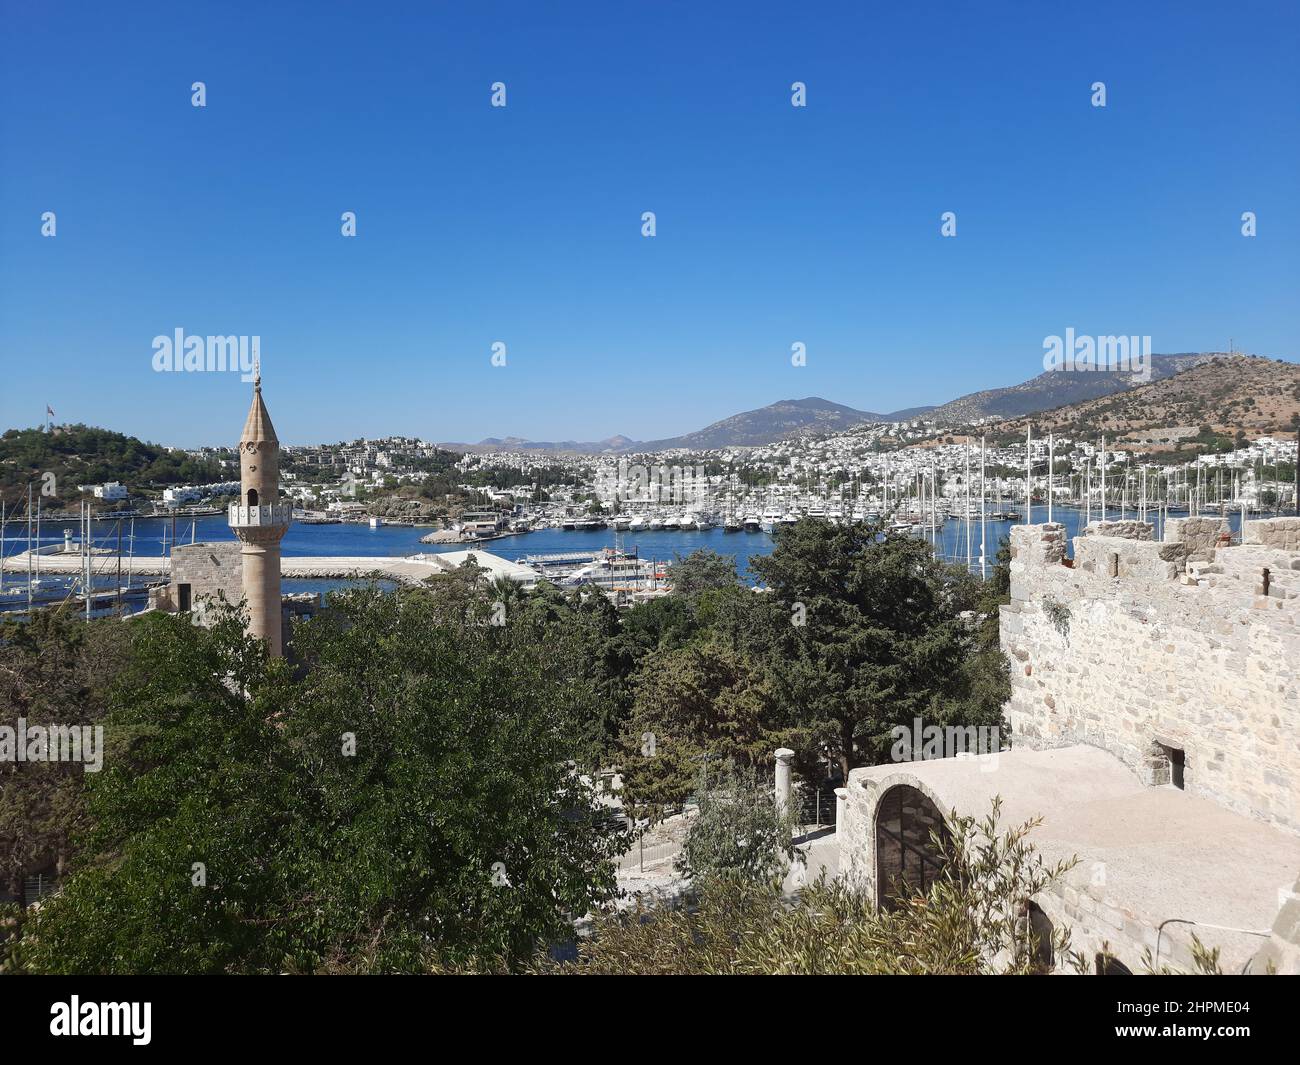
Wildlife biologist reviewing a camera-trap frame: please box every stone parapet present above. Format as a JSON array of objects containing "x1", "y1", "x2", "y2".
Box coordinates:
[
  {"x1": 1244, "y1": 517, "x2": 1300, "y2": 552},
  {"x1": 228, "y1": 503, "x2": 293, "y2": 530},
  {"x1": 1000, "y1": 523, "x2": 1300, "y2": 835},
  {"x1": 1081, "y1": 519, "x2": 1154, "y2": 541}
]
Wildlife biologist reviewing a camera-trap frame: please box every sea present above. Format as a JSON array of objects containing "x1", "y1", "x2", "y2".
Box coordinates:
[{"x1": 0, "y1": 506, "x2": 1250, "y2": 613}]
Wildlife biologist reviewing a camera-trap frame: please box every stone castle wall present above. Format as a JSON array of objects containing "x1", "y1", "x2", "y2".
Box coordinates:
[{"x1": 1000, "y1": 518, "x2": 1300, "y2": 835}]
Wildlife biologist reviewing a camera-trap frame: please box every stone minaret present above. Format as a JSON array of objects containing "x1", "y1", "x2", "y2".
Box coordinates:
[{"x1": 228, "y1": 373, "x2": 292, "y2": 656}]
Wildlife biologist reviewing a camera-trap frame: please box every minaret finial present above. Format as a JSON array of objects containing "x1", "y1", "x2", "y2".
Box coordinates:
[{"x1": 254, "y1": 352, "x2": 262, "y2": 391}]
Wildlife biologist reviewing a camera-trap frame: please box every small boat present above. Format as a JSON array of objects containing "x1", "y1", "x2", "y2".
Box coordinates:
[
  {"x1": 628, "y1": 515, "x2": 646, "y2": 531},
  {"x1": 612, "y1": 516, "x2": 633, "y2": 531},
  {"x1": 648, "y1": 516, "x2": 664, "y2": 530},
  {"x1": 369, "y1": 516, "x2": 383, "y2": 529}
]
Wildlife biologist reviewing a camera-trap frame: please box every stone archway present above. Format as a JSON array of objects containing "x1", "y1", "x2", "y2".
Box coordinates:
[{"x1": 874, "y1": 784, "x2": 950, "y2": 908}]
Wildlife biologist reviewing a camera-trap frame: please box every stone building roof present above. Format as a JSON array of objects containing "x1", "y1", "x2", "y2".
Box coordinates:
[{"x1": 847, "y1": 745, "x2": 1300, "y2": 972}]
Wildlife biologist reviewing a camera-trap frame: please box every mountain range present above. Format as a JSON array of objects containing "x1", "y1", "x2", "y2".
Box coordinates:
[{"x1": 437, "y1": 352, "x2": 1267, "y2": 454}]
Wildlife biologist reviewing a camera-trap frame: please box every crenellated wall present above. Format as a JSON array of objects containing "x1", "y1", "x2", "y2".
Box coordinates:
[{"x1": 1000, "y1": 518, "x2": 1300, "y2": 835}]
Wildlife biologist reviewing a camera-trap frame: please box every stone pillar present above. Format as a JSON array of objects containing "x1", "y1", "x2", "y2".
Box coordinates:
[
  {"x1": 835, "y1": 787, "x2": 848, "y2": 829},
  {"x1": 774, "y1": 748, "x2": 794, "y2": 819}
]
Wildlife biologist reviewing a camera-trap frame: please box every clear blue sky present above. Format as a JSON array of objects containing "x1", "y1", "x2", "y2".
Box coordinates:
[{"x1": 2, "y1": 0, "x2": 1297, "y2": 447}]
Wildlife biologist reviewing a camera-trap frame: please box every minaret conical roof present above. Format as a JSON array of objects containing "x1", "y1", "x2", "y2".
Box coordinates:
[{"x1": 240, "y1": 375, "x2": 279, "y2": 444}]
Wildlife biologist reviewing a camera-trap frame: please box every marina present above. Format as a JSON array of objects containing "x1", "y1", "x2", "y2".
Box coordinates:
[{"x1": 0, "y1": 501, "x2": 1255, "y2": 619}]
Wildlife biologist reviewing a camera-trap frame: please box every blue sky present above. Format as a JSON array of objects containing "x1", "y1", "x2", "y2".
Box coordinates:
[{"x1": 2, "y1": 0, "x2": 1297, "y2": 447}]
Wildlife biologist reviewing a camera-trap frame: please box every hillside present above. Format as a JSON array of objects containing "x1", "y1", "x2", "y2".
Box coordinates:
[
  {"x1": 926, "y1": 353, "x2": 1220, "y2": 424},
  {"x1": 0, "y1": 424, "x2": 227, "y2": 507},
  {"x1": 431, "y1": 353, "x2": 1287, "y2": 455},
  {"x1": 986, "y1": 356, "x2": 1300, "y2": 451},
  {"x1": 446, "y1": 434, "x2": 639, "y2": 455},
  {"x1": 639, "y1": 397, "x2": 883, "y2": 451}
]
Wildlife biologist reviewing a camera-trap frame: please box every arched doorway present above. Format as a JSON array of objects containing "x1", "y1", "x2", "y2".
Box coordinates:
[
  {"x1": 247, "y1": 488, "x2": 259, "y2": 507},
  {"x1": 874, "y1": 784, "x2": 949, "y2": 908}
]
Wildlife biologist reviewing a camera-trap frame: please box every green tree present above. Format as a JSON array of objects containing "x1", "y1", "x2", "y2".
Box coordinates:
[
  {"x1": 617, "y1": 636, "x2": 786, "y2": 820},
  {"x1": 668, "y1": 548, "x2": 738, "y2": 605},
  {"x1": 749, "y1": 519, "x2": 983, "y2": 778},
  {"x1": 14, "y1": 583, "x2": 625, "y2": 973},
  {"x1": 673, "y1": 760, "x2": 801, "y2": 884},
  {"x1": 0, "y1": 611, "x2": 130, "y2": 908}
]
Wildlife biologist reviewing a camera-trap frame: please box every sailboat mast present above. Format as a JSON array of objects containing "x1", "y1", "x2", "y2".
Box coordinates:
[
  {"x1": 965, "y1": 441, "x2": 971, "y2": 571},
  {"x1": 1025, "y1": 425, "x2": 1032, "y2": 525},
  {"x1": 1047, "y1": 433, "x2": 1054, "y2": 524},
  {"x1": 27, "y1": 484, "x2": 33, "y2": 613},
  {"x1": 1100, "y1": 435, "x2": 1107, "y2": 521},
  {"x1": 980, "y1": 435, "x2": 987, "y2": 579}
]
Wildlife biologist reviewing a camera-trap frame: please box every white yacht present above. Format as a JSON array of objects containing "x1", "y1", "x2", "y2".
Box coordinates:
[
  {"x1": 743, "y1": 513, "x2": 762, "y2": 532},
  {"x1": 760, "y1": 507, "x2": 783, "y2": 533},
  {"x1": 628, "y1": 514, "x2": 646, "y2": 531},
  {"x1": 562, "y1": 551, "x2": 667, "y2": 591}
]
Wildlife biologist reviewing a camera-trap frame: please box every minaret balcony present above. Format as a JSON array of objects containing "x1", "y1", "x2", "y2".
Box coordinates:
[{"x1": 228, "y1": 503, "x2": 293, "y2": 530}]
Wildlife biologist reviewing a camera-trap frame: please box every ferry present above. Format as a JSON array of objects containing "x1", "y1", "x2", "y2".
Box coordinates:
[{"x1": 561, "y1": 550, "x2": 668, "y2": 591}]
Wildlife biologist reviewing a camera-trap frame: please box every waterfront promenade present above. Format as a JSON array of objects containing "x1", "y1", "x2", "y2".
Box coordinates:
[{"x1": 0, "y1": 548, "x2": 537, "y2": 586}]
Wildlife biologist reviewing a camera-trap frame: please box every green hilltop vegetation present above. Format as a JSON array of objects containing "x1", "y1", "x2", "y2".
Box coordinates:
[{"x1": 0, "y1": 424, "x2": 227, "y2": 508}]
